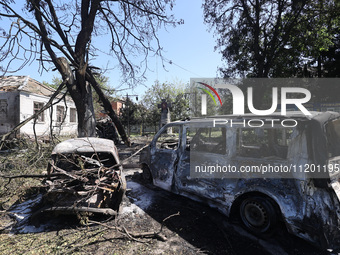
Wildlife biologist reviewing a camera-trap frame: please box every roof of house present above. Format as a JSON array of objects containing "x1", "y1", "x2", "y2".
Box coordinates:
[{"x1": 0, "y1": 75, "x2": 56, "y2": 97}]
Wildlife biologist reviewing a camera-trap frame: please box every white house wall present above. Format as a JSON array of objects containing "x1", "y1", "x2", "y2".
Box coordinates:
[
  {"x1": 0, "y1": 91, "x2": 20, "y2": 134},
  {"x1": 19, "y1": 91, "x2": 78, "y2": 137}
]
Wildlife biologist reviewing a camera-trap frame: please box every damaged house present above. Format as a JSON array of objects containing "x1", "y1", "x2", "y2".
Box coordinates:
[{"x1": 0, "y1": 75, "x2": 77, "y2": 137}]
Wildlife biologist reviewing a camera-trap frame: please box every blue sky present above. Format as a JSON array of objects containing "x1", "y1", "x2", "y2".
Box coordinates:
[{"x1": 6, "y1": 1, "x2": 222, "y2": 98}]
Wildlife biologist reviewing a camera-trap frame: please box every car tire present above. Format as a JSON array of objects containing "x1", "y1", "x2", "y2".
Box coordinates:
[{"x1": 239, "y1": 196, "x2": 277, "y2": 235}]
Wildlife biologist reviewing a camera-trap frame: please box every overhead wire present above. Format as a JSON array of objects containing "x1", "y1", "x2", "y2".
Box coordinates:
[{"x1": 162, "y1": 57, "x2": 203, "y2": 78}]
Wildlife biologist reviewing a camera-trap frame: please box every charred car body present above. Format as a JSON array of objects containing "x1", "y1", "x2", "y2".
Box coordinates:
[
  {"x1": 33, "y1": 138, "x2": 126, "y2": 218},
  {"x1": 140, "y1": 111, "x2": 340, "y2": 250}
]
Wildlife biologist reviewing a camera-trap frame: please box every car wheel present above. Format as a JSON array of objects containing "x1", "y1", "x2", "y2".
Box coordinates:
[
  {"x1": 239, "y1": 196, "x2": 277, "y2": 235},
  {"x1": 142, "y1": 165, "x2": 152, "y2": 183}
]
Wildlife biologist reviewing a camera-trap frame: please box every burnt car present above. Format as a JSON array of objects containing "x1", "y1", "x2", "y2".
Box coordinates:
[
  {"x1": 33, "y1": 137, "x2": 126, "y2": 218},
  {"x1": 140, "y1": 111, "x2": 340, "y2": 250}
]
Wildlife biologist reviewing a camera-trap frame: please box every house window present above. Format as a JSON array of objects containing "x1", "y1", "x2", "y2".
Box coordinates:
[
  {"x1": 70, "y1": 108, "x2": 77, "y2": 123},
  {"x1": 56, "y1": 106, "x2": 65, "y2": 123},
  {"x1": 33, "y1": 102, "x2": 44, "y2": 122}
]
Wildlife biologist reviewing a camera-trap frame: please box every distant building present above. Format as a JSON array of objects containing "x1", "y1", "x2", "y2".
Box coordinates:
[
  {"x1": 0, "y1": 75, "x2": 78, "y2": 137},
  {"x1": 98, "y1": 99, "x2": 124, "y2": 119},
  {"x1": 112, "y1": 100, "x2": 124, "y2": 115}
]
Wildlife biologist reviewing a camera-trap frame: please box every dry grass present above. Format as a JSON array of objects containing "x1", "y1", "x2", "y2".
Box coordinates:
[{"x1": 0, "y1": 140, "x2": 52, "y2": 211}]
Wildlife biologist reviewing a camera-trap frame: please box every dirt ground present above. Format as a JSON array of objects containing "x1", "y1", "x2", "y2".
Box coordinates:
[{"x1": 0, "y1": 137, "x2": 331, "y2": 254}]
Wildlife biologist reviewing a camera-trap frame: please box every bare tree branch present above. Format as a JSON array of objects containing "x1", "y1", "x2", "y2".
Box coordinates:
[{"x1": 0, "y1": 0, "x2": 179, "y2": 141}]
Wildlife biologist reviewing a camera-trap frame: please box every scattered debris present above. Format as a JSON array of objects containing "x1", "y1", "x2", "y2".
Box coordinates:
[
  {"x1": 96, "y1": 117, "x2": 119, "y2": 144},
  {"x1": 30, "y1": 137, "x2": 126, "y2": 221},
  {"x1": 88, "y1": 211, "x2": 180, "y2": 242}
]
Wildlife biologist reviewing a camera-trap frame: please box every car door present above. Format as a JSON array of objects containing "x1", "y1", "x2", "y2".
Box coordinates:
[
  {"x1": 149, "y1": 124, "x2": 182, "y2": 191},
  {"x1": 175, "y1": 124, "x2": 236, "y2": 202}
]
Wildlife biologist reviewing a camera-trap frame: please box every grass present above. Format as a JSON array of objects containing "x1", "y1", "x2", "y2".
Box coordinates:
[{"x1": 0, "y1": 141, "x2": 51, "y2": 211}]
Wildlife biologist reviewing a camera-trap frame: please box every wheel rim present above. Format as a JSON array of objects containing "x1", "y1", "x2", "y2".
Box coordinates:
[{"x1": 243, "y1": 200, "x2": 269, "y2": 229}]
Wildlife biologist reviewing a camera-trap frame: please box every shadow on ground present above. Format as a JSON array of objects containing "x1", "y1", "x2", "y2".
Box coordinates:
[{"x1": 124, "y1": 171, "x2": 328, "y2": 255}]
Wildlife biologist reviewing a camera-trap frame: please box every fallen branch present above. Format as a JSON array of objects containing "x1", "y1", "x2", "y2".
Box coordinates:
[
  {"x1": 120, "y1": 144, "x2": 150, "y2": 165},
  {"x1": 50, "y1": 162, "x2": 89, "y2": 182},
  {"x1": 88, "y1": 219, "x2": 166, "y2": 242},
  {"x1": 0, "y1": 167, "x2": 89, "y2": 181},
  {"x1": 95, "y1": 144, "x2": 149, "y2": 170},
  {"x1": 38, "y1": 206, "x2": 117, "y2": 216},
  {"x1": 0, "y1": 144, "x2": 149, "y2": 181},
  {"x1": 122, "y1": 226, "x2": 149, "y2": 243},
  {"x1": 0, "y1": 173, "x2": 63, "y2": 179},
  {"x1": 88, "y1": 211, "x2": 180, "y2": 242},
  {"x1": 86, "y1": 70, "x2": 131, "y2": 146},
  {"x1": 159, "y1": 211, "x2": 180, "y2": 233}
]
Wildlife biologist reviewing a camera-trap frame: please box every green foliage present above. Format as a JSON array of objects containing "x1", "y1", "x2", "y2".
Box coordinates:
[
  {"x1": 191, "y1": 91, "x2": 217, "y2": 117},
  {"x1": 142, "y1": 81, "x2": 190, "y2": 125},
  {"x1": 0, "y1": 140, "x2": 53, "y2": 211},
  {"x1": 119, "y1": 97, "x2": 157, "y2": 135},
  {"x1": 43, "y1": 76, "x2": 63, "y2": 90},
  {"x1": 145, "y1": 107, "x2": 161, "y2": 130},
  {"x1": 203, "y1": 0, "x2": 340, "y2": 78},
  {"x1": 119, "y1": 97, "x2": 140, "y2": 127},
  {"x1": 273, "y1": 0, "x2": 340, "y2": 77},
  {"x1": 92, "y1": 74, "x2": 116, "y2": 119}
]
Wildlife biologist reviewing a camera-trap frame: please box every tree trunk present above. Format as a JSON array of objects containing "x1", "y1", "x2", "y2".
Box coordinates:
[
  {"x1": 31, "y1": 1, "x2": 129, "y2": 143},
  {"x1": 56, "y1": 57, "x2": 96, "y2": 137},
  {"x1": 86, "y1": 71, "x2": 131, "y2": 146},
  {"x1": 76, "y1": 82, "x2": 97, "y2": 137}
]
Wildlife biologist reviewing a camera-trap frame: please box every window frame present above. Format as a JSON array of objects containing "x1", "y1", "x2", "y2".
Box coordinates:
[
  {"x1": 235, "y1": 127, "x2": 292, "y2": 160},
  {"x1": 56, "y1": 105, "x2": 65, "y2": 123},
  {"x1": 155, "y1": 125, "x2": 181, "y2": 151},
  {"x1": 187, "y1": 126, "x2": 227, "y2": 155},
  {"x1": 70, "y1": 108, "x2": 77, "y2": 123},
  {"x1": 33, "y1": 101, "x2": 45, "y2": 122}
]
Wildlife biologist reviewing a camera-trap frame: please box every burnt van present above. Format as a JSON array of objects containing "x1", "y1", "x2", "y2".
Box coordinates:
[{"x1": 140, "y1": 111, "x2": 340, "y2": 250}]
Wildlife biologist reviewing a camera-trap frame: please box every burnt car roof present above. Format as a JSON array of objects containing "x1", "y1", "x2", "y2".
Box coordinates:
[{"x1": 52, "y1": 137, "x2": 117, "y2": 155}]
